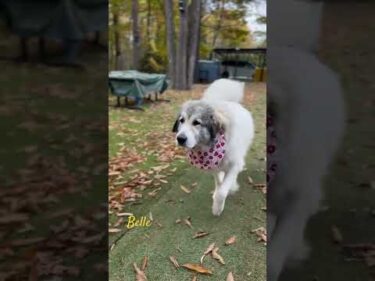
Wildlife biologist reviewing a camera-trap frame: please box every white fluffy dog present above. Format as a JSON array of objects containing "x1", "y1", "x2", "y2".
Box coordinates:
[
  {"x1": 267, "y1": 46, "x2": 345, "y2": 281},
  {"x1": 267, "y1": 1, "x2": 346, "y2": 279},
  {"x1": 172, "y1": 79, "x2": 254, "y2": 216}
]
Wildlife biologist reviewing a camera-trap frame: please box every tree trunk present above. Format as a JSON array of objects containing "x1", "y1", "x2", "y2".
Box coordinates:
[
  {"x1": 176, "y1": 0, "x2": 189, "y2": 90},
  {"x1": 164, "y1": 0, "x2": 176, "y2": 88},
  {"x1": 146, "y1": 0, "x2": 151, "y2": 43},
  {"x1": 187, "y1": 0, "x2": 202, "y2": 88},
  {"x1": 113, "y1": 11, "x2": 122, "y2": 70},
  {"x1": 132, "y1": 0, "x2": 141, "y2": 69}
]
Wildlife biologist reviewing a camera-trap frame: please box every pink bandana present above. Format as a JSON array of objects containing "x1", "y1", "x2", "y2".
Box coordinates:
[
  {"x1": 267, "y1": 113, "x2": 278, "y2": 184},
  {"x1": 187, "y1": 132, "x2": 226, "y2": 170}
]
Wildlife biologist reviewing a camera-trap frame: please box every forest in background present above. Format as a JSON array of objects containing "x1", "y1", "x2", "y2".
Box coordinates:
[{"x1": 109, "y1": 0, "x2": 266, "y2": 89}]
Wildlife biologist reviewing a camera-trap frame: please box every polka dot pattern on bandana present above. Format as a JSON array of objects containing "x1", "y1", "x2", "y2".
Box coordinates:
[
  {"x1": 187, "y1": 131, "x2": 226, "y2": 170},
  {"x1": 267, "y1": 113, "x2": 278, "y2": 184}
]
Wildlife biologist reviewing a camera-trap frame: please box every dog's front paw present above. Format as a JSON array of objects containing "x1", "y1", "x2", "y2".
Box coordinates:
[
  {"x1": 212, "y1": 194, "x2": 225, "y2": 216},
  {"x1": 212, "y1": 202, "x2": 224, "y2": 216}
]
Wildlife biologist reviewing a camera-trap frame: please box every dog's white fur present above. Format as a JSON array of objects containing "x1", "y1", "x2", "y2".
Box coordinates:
[
  {"x1": 203, "y1": 79, "x2": 254, "y2": 216},
  {"x1": 177, "y1": 79, "x2": 254, "y2": 216},
  {"x1": 267, "y1": 2, "x2": 346, "y2": 280},
  {"x1": 267, "y1": 46, "x2": 345, "y2": 281}
]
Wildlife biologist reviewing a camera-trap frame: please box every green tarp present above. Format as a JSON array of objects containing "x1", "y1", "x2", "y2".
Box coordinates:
[{"x1": 108, "y1": 70, "x2": 168, "y2": 99}]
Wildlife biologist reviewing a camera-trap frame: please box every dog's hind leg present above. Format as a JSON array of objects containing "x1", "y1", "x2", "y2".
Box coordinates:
[
  {"x1": 229, "y1": 158, "x2": 245, "y2": 195},
  {"x1": 229, "y1": 181, "x2": 239, "y2": 195},
  {"x1": 212, "y1": 165, "x2": 241, "y2": 216}
]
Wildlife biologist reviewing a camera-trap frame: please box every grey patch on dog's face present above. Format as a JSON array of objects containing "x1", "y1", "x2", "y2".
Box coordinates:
[{"x1": 173, "y1": 101, "x2": 220, "y2": 149}]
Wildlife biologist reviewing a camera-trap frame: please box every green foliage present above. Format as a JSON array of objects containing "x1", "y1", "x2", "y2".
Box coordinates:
[
  {"x1": 109, "y1": 0, "x2": 257, "y2": 71},
  {"x1": 139, "y1": 42, "x2": 167, "y2": 73}
]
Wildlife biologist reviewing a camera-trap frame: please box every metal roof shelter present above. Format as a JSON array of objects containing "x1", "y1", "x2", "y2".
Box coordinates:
[
  {"x1": 212, "y1": 48, "x2": 267, "y2": 81},
  {"x1": 213, "y1": 48, "x2": 266, "y2": 67}
]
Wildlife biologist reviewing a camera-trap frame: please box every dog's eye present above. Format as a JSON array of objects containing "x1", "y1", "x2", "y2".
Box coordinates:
[
  {"x1": 192, "y1": 120, "x2": 201, "y2": 126},
  {"x1": 180, "y1": 118, "x2": 185, "y2": 124}
]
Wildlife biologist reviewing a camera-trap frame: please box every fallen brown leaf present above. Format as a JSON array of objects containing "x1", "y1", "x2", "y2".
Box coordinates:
[
  {"x1": 182, "y1": 263, "x2": 213, "y2": 275},
  {"x1": 331, "y1": 225, "x2": 343, "y2": 243},
  {"x1": 251, "y1": 227, "x2": 267, "y2": 244},
  {"x1": 180, "y1": 185, "x2": 191, "y2": 194},
  {"x1": 227, "y1": 272, "x2": 235, "y2": 281},
  {"x1": 204, "y1": 243, "x2": 216, "y2": 255},
  {"x1": 113, "y1": 218, "x2": 124, "y2": 227},
  {"x1": 148, "y1": 188, "x2": 161, "y2": 197},
  {"x1": 212, "y1": 247, "x2": 225, "y2": 265},
  {"x1": 133, "y1": 262, "x2": 147, "y2": 281},
  {"x1": 117, "y1": 212, "x2": 133, "y2": 217},
  {"x1": 200, "y1": 242, "x2": 216, "y2": 264},
  {"x1": 184, "y1": 218, "x2": 192, "y2": 228},
  {"x1": 141, "y1": 256, "x2": 148, "y2": 271},
  {"x1": 225, "y1": 236, "x2": 236, "y2": 246},
  {"x1": 193, "y1": 231, "x2": 209, "y2": 239},
  {"x1": 169, "y1": 256, "x2": 180, "y2": 268},
  {"x1": 248, "y1": 177, "x2": 253, "y2": 185}
]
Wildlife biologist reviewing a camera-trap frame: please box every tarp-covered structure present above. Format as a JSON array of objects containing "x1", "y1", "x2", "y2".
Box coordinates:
[{"x1": 108, "y1": 70, "x2": 168, "y2": 108}]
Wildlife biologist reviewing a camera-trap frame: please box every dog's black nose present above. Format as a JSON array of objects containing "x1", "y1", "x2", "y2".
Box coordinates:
[{"x1": 177, "y1": 135, "x2": 187, "y2": 146}]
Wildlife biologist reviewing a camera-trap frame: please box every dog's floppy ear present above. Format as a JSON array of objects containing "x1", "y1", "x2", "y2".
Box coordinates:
[
  {"x1": 172, "y1": 115, "x2": 180, "y2": 133},
  {"x1": 207, "y1": 110, "x2": 226, "y2": 141}
]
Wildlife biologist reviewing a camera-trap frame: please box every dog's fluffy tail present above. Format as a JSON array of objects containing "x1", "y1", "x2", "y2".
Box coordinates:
[{"x1": 202, "y1": 78, "x2": 245, "y2": 103}]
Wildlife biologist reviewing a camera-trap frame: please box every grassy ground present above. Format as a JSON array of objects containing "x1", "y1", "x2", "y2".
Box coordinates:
[
  {"x1": 0, "y1": 35, "x2": 108, "y2": 280},
  {"x1": 109, "y1": 83, "x2": 266, "y2": 280}
]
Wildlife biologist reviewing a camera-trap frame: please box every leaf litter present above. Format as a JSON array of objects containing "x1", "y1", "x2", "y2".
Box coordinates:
[
  {"x1": 133, "y1": 262, "x2": 148, "y2": 281},
  {"x1": 182, "y1": 263, "x2": 213, "y2": 275},
  {"x1": 227, "y1": 271, "x2": 235, "y2": 281},
  {"x1": 251, "y1": 227, "x2": 267, "y2": 245},
  {"x1": 225, "y1": 236, "x2": 237, "y2": 246},
  {"x1": 212, "y1": 247, "x2": 226, "y2": 265},
  {"x1": 169, "y1": 256, "x2": 180, "y2": 269},
  {"x1": 193, "y1": 231, "x2": 209, "y2": 239}
]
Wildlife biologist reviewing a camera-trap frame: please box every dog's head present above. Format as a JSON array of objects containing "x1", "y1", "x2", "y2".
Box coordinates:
[{"x1": 172, "y1": 101, "x2": 225, "y2": 149}]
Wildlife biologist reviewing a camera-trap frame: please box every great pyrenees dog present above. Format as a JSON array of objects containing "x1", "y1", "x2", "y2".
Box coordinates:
[
  {"x1": 267, "y1": 1, "x2": 345, "y2": 279},
  {"x1": 172, "y1": 79, "x2": 254, "y2": 216},
  {"x1": 267, "y1": 1, "x2": 345, "y2": 278},
  {"x1": 267, "y1": 46, "x2": 345, "y2": 281}
]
